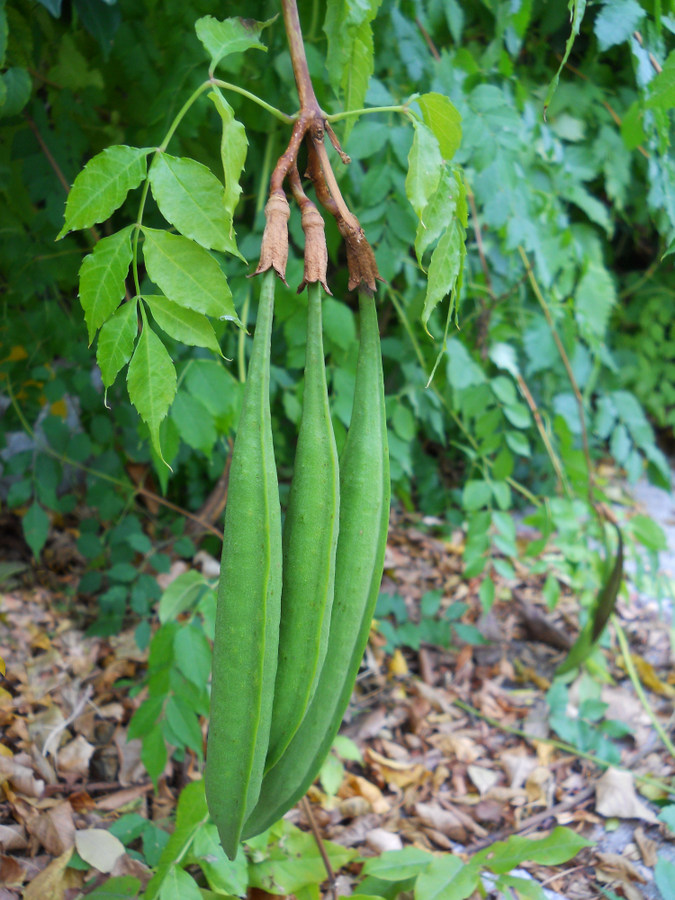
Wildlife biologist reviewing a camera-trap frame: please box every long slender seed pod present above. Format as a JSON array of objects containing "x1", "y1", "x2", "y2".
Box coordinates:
[
  {"x1": 205, "y1": 270, "x2": 282, "y2": 859},
  {"x1": 265, "y1": 282, "x2": 340, "y2": 771},
  {"x1": 242, "y1": 292, "x2": 389, "y2": 838}
]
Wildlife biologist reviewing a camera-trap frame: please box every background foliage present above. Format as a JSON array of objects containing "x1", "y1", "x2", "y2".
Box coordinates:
[{"x1": 2, "y1": 0, "x2": 675, "y2": 890}]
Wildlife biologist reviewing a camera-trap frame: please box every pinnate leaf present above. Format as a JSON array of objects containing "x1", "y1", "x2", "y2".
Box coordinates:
[
  {"x1": 416, "y1": 93, "x2": 462, "y2": 160},
  {"x1": 195, "y1": 15, "x2": 268, "y2": 73},
  {"x1": 141, "y1": 228, "x2": 239, "y2": 324},
  {"x1": 79, "y1": 225, "x2": 133, "y2": 343},
  {"x1": 423, "y1": 218, "x2": 466, "y2": 334},
  {"x1": 414, "y1": 856, "x2": 479, "y2": 900},
  {"x1": 96, "y1": 298, "x2": 138, "y2": 390},
  {"x1": 144, "y1": 295, "x2": 222, "y2": 354},
  {"x1": 59, "y1": 146, "x2": 151, "y2": 238},
  {"x1": 148, "y1": 153, "x2": 240, "y2": 256},
  {"x1": 127, "y1": 322, "x2": 177, "y2": 461}
]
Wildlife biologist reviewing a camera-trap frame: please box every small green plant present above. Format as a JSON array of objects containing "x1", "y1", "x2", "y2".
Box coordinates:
[{"x1": 376, "y1": 588, "x2": 487, "y2": 653}]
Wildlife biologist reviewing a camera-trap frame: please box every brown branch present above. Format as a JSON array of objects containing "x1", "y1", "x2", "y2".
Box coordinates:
[
  {"x1": 301, "y1": 796, "x2": 337, "y2": 900},
  {"x1": 282, "y1": 0, "x2": 322, "y2": 112}
]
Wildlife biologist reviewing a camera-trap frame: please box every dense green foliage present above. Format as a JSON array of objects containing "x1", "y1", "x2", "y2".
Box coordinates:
[{"x1": 3, "y1": 0, "x2": 675, "y2": 893}]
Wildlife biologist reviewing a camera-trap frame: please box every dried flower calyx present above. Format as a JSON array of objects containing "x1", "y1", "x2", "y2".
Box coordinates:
[
  {"x1": 254, "y1": 192, "x2": 291, "y2": 282},
  {"x1": 298, "y1": 204, "x2": 331, "y2": 294}
]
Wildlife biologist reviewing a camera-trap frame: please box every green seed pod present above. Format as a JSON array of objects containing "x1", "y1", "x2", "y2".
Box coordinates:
[
  {"x1": 205, "y1": 270, "x2": 282, "y2": 859},
  {"x1": 242, "y1": 291, "x2": 390, "y2": 839},
  {"x1": 265, "y1": 281, "x2": 340, "y2": 771}
]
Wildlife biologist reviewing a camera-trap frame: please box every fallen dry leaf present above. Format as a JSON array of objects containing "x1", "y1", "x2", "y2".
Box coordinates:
[
  {"x1": 595, "y1": 768, "x2": 658, "y2": 823},
  {"x1": 27, "y1": 800, "x2": 75, "y2": 856},
  {"x1": 0, "y1": 755, "x2": 45, "y2": 798},
  {"x1": 415, "y1": 801, "x2": 466, "y2": 842},
  {"x1": 22, "y1": 848, "x2": 80, "y2": 900},
  {"x1": 75, "y1": 828, "x2": 125, "y2": 873}
]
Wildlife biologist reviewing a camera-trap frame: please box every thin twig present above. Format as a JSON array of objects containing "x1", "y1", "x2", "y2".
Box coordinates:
[
  {"x1": 516, "y1": 373, "x2": 571, "y2": 497},
  {"x1": 301, "y1": 796, "x2": 337, "y2": 900}
]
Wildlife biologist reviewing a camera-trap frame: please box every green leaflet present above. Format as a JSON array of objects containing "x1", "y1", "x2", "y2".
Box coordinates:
[{"x1": 58, "y1": 145, "x2": 152, "y2": 238}]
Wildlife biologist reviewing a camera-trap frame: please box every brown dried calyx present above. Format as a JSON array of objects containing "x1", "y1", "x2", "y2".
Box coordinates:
[
  {"x1": 305, "y1": 141, "x2": 382, "y2": 295},
  {"x1": 337, "y1": 216, "x2": 382, "y2": 295},
  {"x1": 254, "y1": 191, "x2": 291, "y2": 282},
  {"x1": 298, "y1": 204, "x2": 331, "y2": 295}
]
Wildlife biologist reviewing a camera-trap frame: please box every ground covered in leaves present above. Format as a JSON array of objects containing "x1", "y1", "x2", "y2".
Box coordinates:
[{"x1": 1, "y1": 500, "x2": 674, "y2": 899}]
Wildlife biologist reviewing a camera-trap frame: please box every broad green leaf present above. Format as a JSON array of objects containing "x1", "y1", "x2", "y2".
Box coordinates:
[
  {"x1": 190, "y1": 825, "x2": 248, "y2": 897},
  {"x1": 414, "y1": 856, "x2": 479, "y2": 900},
  {"x1": 157, "y1": 865, "x2": 203, "y2": 900},
  {"x1": 416, "y1": 93, "x2": 462, "y2": 160},
  {"x1": 159, "y1": 570, "x2": 209, "y2": 623},
  {"x1": 97, "y1": 298, "x2": 138, "y2": 390},
  {"x1": 248, "y1": 826, "x2": 356, "y2": 895},
  {"x1": 645, "y1": 50, "x2": 675, "y2": 111},
  {"x1": 462, "y1": 480, "x2": 492, "y2": 511},
  {"x1": 141, "y1": 229, "x2": 239, "y2": 324},
  {"x1": 629, "y1": 514, "x2": 667, "y2": 552},
  {"x1": 145, "y1": 781, "x2": 209, "y2": 900},
  {"x1": 59, "y1": 146, "x2": 151, "y2": 238},
  {"x1": 79, "y1": 226, "x2": 133, "y2": 343},
  {"x1": 140, "y1": 726, "x2": 167, "y2": 791},
  {"x1": 209, "y1": 89, "x2": 248, "y2": 227},
  {"x1": 195, "y1": 15, "x2": 268, "y2": 73},
  {"x1": 170, "y1": 391, "x2": 218, "y2": 456},
  {"x1": 406, "y1": 120, "x2": 443, "y2": 220},
  {"x1": 475, "y1": 827, "x2": 592, "y2": 873},
  {"x1": 144, "y1": 295, "x2": 221, "y2": 355},
  {"x1": 544, "y1": 0, "x2": 587, "y2": 113},
  {"x1": 149, "y1": 153, "x2": 239, "y2": 256},
  {"x1": 165, "y1": 696, "x2": 203, "y2": 757},
  {"x1": 23, "y1": 503, "x2": 49, "y2": 558},
  {"x1": 0, "y1": 67, "x2": 32, "y2": 119},
  {"x1": 361, "y1": 847, "x2": 433, "y2": 881},
  {"x1": 175, "y1": 624, "x2": 211, "y2": 688},
  {"x1": 594, "y1": 0, "x2": 645, "y2": 51},
  {"x1": 126, "y1": 322, "x2": 177, "y2": 461}
]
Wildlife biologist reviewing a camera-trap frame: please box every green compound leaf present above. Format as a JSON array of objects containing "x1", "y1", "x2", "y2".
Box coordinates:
[
  {"x1": 96, "y1": 298, "x2": 138, "y2": 391},
  {"x1": 58, "y1": 145, "x2": 151, "y2": 238},
  {"x1": 126, "y1": 320, "x2": 177, "y2": 462},
  {"x1": 148, "y1": 153, "x2": 241, "y2": 257},
  {"x1": 414, "y1": 166, "x2": 462, "y2": 266},
  {"x1": 141, "y1": 228, "x2": 240, "y2": 325},
  {"x1": 195, "y1": 15, "x2": 269, "y2": 74},
  {"x1": 416, "y1": 93, "x2": 462, "y2": 160},
  {"x1": 79, "y1": 225, "x2": 133, "y2": 343},
  {"x1": 143, "y1": 295, "x2": 222, "y2": 355},
  {"x1": 405, "y1": 120, "x2": 443, "y2": 221},
  {"x1": 209, "y1": 89, "x2": 248, "y2": 232}
]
